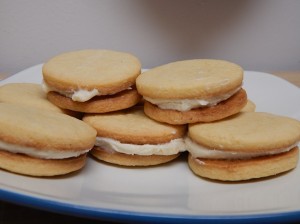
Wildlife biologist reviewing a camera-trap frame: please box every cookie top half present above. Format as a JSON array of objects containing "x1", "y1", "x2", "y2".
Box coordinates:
[
  {"x1": 188, "y1": 112, "x2": 300, "y2": 153},
  {"x1": 42, "y1": 49, "x2": 141, "y2": 94},
  {"x1": 0, "y1": 103, "x2": 96, "y2": 152},
  {"x1": 0, "y1": 83, "x2": 66, "y2": 114},
  {"x1": 136, "y1": 59, "x2": 243, "y2": 99},
  {"x1": 83, "y1": 107, "x2": 186, "y2": 144}
]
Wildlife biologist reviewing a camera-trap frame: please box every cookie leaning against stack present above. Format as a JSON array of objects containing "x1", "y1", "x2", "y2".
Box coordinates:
[
  {"x1": 185, "y1": 112, "x2": 300, "y2": 181},
  {"x1": 136, "y1": 59, "x2": 247, "y2": 124},
  {"x1": 42, "y1": 49, "x2": 142, "y2": 113},
  {"x1": 0, "y1": 83, "x2": 80, "y2": 117},
  {"x1": 0, "y1": 103, "x2": 96, "y2": 176},
  {"x1": 83, "y1": 106, "x2": 186, "y2": 166}
]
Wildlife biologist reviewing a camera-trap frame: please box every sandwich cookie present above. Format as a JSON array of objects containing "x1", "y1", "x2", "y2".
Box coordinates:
[
  {"x1": 136, "y1": 59, "x2": 247, "y2": 124},
  {"x1": 83, "y1": 107, "x2": 186, "y2": 166},
  {"x1": 0, "y1": 103, "x2": 96, "y2": 176},
  {"x1": 0, "y1": 83, "x2": 80, "y2": 117},
  {"x1": 186, "y1": 112, "x2": 300, "y2": 181},
  {"x1": 42, "y1": 49, "x2": 142, "y2": 113}
]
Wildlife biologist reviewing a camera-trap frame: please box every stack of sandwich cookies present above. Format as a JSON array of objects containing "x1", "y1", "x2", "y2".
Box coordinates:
[
  {"x1": 136, "y1": 59, "x2": 247, "y2": 124},
  {"x1": 83, "y1": 107, "x2": 186, "y2": 166},
  {"x1": 0, "y1": 103, "x2": 96, "y2": 176},
  {"x1": 42, "y1": 49, "x2": 142, "y2": 113},
  {"x1": 186, "y1": 112, "x2": 300, "y2": 181},
  {"x1": 0, "y1": 83, "x2": 80, "y2": 117}
]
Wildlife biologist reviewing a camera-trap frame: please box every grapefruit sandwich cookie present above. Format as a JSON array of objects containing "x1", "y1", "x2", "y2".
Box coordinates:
[
  {"x1": 136, "y1": 59, "x2": 247, "y2": 124},
  {"x1": 0, "y1": 103, "x2": 97, "y2": 176},
  {"x1": 42, "y1": 49, "x2": 142, "y2": 113},
  {"x1": 83, "y1": 107, "x2": 186, "y2": 166},
  {"x1": 186, "y1": 112, "x2": 300, "y2": 181}
]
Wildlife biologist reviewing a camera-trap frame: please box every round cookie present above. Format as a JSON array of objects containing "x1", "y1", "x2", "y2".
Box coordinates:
[
  {"x1": 0, "y1": 83, "x2": 80, "y2": 117},
  {"x1": 0, "y1": 103, "x2": 97, "y2": 176},
  {"x1": 136, "y1": 59, "x2": 247, "y2": 124},
  {"x1": 186, "y1": 112, "x2": 300, "y2": 181},
  {"x1": 42, "y1": 49, "x2": 142, "y2": 113},
  {"x1": 83, "y1": 106, "x2": 186, "y2": 166}
]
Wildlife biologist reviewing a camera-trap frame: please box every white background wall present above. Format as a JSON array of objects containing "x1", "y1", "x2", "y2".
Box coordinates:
[{"x1": 1, "y1": 0, "x2": 300, "y2": 74}]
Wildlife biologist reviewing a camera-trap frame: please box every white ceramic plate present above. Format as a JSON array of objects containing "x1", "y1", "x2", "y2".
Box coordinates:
[{"x1": 0, "y1": 64, "x2": 300, "y2": 223}]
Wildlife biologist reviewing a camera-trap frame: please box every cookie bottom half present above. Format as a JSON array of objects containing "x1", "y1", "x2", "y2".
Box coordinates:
[
  {"x1": 47, "y1": 89, "x2": 141, "y2": 113},
  {"x1": 188, "y1": 147, "x2": 299, "y2": 181},
  {"x1": 91, "y1": 147, "x2": 180, "y2": 166},
  {"x1": 144, "y1": 89, "x2": 247, "y2": 125},
  {"x1": 0, "y1": 150, "x2": 87, "y2": 176}
]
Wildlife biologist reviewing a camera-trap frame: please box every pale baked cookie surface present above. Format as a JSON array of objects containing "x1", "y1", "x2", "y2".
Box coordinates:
[
  {"x1": 0, "y1": 83, "x2": 78, "y2": 117},
  {"x1": 42, "y1": 49, "x2": 141, "y2": 94},
  {"x1": 83, "y1": 106, "x2": 186, "y2": 144},
  {"x1": 136, "y1": 59, "x2": 243, "y2": 99},
  {"x1": 188, "y1": 112, "x2": 300, "y2": 153}
]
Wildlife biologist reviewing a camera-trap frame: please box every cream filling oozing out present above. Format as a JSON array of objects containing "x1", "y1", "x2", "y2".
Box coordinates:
[
  {"x1": 42, "y1": 81, "x2": 100, "y2": 102},
  {"x1": 143, "y1": 87, "x2": 241, "y2": 111},
  {"x1": 95, "y1": 137, "x2": 186, "y2": 156},
  {"x1": 0, "y1": 140, "x2": 91, "y2": 159},
  {"x1": 185, "y1": 137, "x2": 298, "y2": 160}
]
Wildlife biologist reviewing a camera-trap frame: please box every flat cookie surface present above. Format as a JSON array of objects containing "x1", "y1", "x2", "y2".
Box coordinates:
[
  {"x1": 136, "y1": 59, "x2": 243, "y2": 99},
  {"x1": 0, "y1": 103, "x2": 96, "y2": 152},
  {"x1": 83, "y1": 106, "x2": 186, "y2": 144},
  {"x1": 189, "y1": 112, "x2": 300, "y2": 152},
  {"x1": 144, "y1": 89, "x2": 247, "y2": 124},
  {"x1": 0, "y1": 83, "x2": 77, "y2": 116},
  {"x1": 43, "y1": 49, "x2": 141, "y2": 94}
]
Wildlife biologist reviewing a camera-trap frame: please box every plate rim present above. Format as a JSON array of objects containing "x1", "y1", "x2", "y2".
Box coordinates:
[{"x1": 1, "y1": 187, "x2": 300, "y2": 224}]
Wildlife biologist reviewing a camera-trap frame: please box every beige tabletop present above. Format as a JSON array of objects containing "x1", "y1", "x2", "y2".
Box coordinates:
[
  {"x1": 0, "y1": 73, "x2": 9, "y2": 81},
  {"x1": 270, "y1": 71, "x2": 300, "y2": 87}
]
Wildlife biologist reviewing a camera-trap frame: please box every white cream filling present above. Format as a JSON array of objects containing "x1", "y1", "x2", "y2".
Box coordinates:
[
  {"x1": 0, "y1": 140, "x2": 91, "y2": 159},
  {"x1": 42, "y1": 81, "x2": 100, "y2": 102},
  {"x1": 144, "y1": 87, "x2": 241, "y2": 111},
  {"x1": 185, "y1": 137, "x2": 298, "y2": 160},
  {"x1": 95, "y1": 137, "x2": 186, "y2": 156}
]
